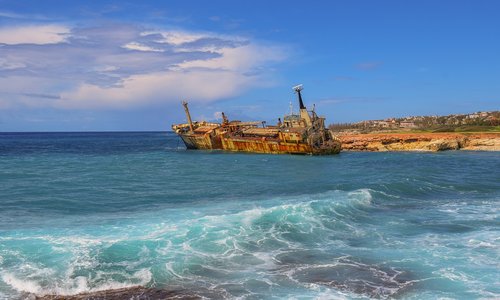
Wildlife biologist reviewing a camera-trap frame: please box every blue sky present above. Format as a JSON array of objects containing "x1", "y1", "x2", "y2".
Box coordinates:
[{"x1": 0, "y1": 0, "x2": 499, "y2": 131}]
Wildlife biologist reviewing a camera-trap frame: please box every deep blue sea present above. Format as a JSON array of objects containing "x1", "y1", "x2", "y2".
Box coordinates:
[{"x1": 0, "y1": 132, "x2": 499, "y2": 299}]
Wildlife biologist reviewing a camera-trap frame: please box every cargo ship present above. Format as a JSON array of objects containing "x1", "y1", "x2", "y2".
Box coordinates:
[{"x1": 171, "y1": 85, "x2": 341, "y2": 155}]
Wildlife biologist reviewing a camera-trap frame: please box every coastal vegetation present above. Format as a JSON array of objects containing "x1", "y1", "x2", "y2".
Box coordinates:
[
  {"x1": 330, "y1": 111, "x2": 500, "y2": 134},
  {"x1": 330, "y1": 111, "x2": 500, "y2": 152}
]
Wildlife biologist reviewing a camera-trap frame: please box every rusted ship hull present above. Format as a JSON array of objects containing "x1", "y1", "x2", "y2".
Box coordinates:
[
  {"x1": 179, "y1": 133, "x2": 222, "y2": 150},
  {"x1": 177, "y1": 129, "x2": 341, "y2": 155},
  {"x1": 179, "y1": 135, "x2": 340, "y2": 155},
  {"x1": 220, "y1": 137, "x2": 340, "y2": 155}
]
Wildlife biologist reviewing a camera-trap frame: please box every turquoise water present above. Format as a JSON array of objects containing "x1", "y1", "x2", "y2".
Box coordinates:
[{"x1": 0, "y1": 132, "x2": 499, "y2": 299}]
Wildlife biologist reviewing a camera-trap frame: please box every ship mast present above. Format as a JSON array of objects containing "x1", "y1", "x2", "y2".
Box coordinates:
[
  {"x1": 182, "y1": 101, "x2": 194, "y2": 132},
  {"x1": 293, "y1": 84, "x2": 312, "y2": 126},
  {"x1": 295, "y1": 85, "x2": 306, "y2": 109}
]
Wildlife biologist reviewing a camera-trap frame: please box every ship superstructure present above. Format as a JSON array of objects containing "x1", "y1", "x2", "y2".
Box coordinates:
[{"x1": 171, "y1": 85, "x2": 341, "y2": 155}]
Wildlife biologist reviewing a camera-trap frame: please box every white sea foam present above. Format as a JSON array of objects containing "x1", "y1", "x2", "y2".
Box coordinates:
[
  {"x1": 1, "y1": 234, "x2": 151, "y2": 296},
  {"x1": 347, "y1": 189, "x2": 373, "y2": 206},
  {"x1": 1, "y1": 268, "x2": 152, "y2": 296},
  {"x1": 467, "y1": 238, "x2": 497, "y2": 249},
  {"x1": 1, "y1": 273, "x2": 44, "y2": 294},
  {"x1": 165, "y1": 262, "x2": 185, "y2": 279},
  {"x1": 140, "y1": 223, "x2": 178, "y2": 240},
  {"x1": 252, "y1": 251, "x2": 277, "y2": 269},
  {"x1": 241, "y1": 208, "x2": 265, "y2": 226},
  {"x1": 436, "y1": 268, "x2": 471, "y2": 282}
]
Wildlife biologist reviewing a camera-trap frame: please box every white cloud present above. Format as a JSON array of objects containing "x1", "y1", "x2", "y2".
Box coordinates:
[
  {"x1": 0, "y1": 25, "x2": 287, "y2": 110},
  {"x1": 59, "y1": 69, "x2": 258, "y2": 109},
  {"x1": 58, "y1": 37, "x2": 286, "y2": 109},
  {"x1": 178, "y1": 44, "x2": 285, "y2": 71},
  {"x1": 0, "y1": 25, "x2": 70, "y2": 45},
  {"x1": 122, "y1": 42, "x2": 164, "y2": 52},
  {"x1": 93, "y1": 65, "x2": 119, "y2": 72},
  {"x1": 149, "y1": 30, "x2": 204, "y2": 45},
  {"x1": 0, "y1": 58, "x2": 26, "y2": 70}
]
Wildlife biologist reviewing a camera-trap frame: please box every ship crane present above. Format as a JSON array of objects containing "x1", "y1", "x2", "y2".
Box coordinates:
[{"x1": 182, "y1": 101, "x2": 194, "y2": 132}]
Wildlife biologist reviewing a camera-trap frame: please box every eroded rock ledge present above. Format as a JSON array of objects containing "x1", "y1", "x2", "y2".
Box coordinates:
[
  {"x1": 28, "y1": 287, "x2": 204, "y2": 300},
  {"x1": 338, "y1": 133, "x2": 500, "y2": 152}
]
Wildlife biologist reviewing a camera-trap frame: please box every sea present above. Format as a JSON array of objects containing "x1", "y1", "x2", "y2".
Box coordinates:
[{"x1": 0, "y1": 132, "x2": 498, "y2": 299}]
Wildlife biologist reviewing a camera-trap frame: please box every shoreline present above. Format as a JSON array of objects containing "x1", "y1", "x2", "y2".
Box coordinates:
[{"x1": 337, "y1": 132, "x2": 500, "y2": 152}]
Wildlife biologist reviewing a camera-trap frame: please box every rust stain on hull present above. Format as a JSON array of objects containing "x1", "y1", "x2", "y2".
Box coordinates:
[
  {"x1": 172, "y1": 85, "x2": 341, "y2": 155},
  {"x1": 180, "y1": 133, "x2": 222, "y2": 150},
  {"x1": 222, "y1": 138, "x2": 316, "y2": 154}
]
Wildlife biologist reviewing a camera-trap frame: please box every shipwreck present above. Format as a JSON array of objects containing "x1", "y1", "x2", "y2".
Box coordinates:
[{"x1": 171, "y1": 85, "x2": 341, "y2": 155}]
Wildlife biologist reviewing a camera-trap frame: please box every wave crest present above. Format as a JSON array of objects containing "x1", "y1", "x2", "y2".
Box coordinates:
[{"x1": 1, "y1": 188, "x2": 379, "y2": 298}]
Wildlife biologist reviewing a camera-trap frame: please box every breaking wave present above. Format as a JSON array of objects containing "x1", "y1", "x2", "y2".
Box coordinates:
[
  {"x1": 1, "y1": 269, "x2": 151, "y2": 296},
  {"x1": 0, "y1": 189, "x2": 393, "y2": 298},
  {"x1": 1, "y1": 186, "x2": 498, "y2": 299}
]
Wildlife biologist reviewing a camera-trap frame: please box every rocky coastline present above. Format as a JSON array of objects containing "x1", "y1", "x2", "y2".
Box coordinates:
[{"x1": 338, "y1": 132, "x2": 500, "y2": 152}]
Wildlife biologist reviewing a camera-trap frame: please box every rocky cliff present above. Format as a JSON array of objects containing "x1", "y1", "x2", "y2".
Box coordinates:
[{"x1": 338, "y1": 133, "x2": 500, "y2": 152}]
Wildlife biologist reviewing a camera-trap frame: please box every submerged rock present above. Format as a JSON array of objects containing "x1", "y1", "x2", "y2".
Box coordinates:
[
  {"x1": 291, "y1": 260, "x2": 414, "y2": 299},
  {"x1": 273, "y1": 252, "x2": 414, "y2": 299}
]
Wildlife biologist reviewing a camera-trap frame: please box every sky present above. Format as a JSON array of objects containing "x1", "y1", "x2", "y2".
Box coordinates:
[{"x1": 0, "y1": 0, "x2": 499, "y2": 131}]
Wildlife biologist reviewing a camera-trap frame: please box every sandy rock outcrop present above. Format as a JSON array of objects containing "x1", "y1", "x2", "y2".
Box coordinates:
[{"x1": 338, "y1": 133, "x2": 500, "y2": 152}]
